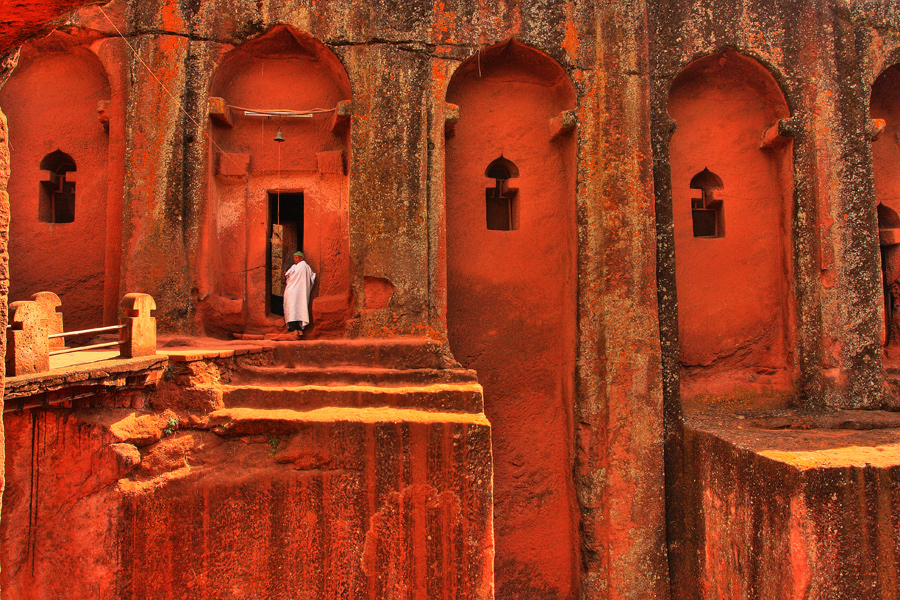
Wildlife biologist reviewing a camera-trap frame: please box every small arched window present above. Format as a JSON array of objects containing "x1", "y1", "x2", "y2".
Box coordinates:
[
  {"x1": 39, "y1": 150, "x2": 76, "y2": 223},
  {"x1": 878, "y1": 203, "x2": 900, "y2": 229},
  {"x1": 485, "y1": 156, "x2": 519, "y2": 231},
  {"x1": 690, "y1": 167, "x2": 724, "y2": 238}
]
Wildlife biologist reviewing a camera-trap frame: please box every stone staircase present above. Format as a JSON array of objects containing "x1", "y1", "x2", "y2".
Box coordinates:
[
  {"x1": 220, "y1": 337, "x2": 482, "y2": 411},
  {"x1": 133, "y1": 337, "x2": 495, "y2": 598}
]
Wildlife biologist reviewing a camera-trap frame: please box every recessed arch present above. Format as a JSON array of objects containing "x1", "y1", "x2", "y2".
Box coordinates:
[
  {"x1": 38, "y1": 149, "x2": 77, "y2": 223},
  {"x1": 0, "y1": 39, "x2": 111, "y2": 330},
  {"x1": 39, "y1": 149, "x2": 76, "y2": 173},
  {"x1": 870, "y1": 66, "x2": 900, "y2": 352},
  {"x1": 485, "y1": 155, "x2": 520, "y2": 179},
  {"x1": 689, "y1": 167, "x2": 723, "y2": 191},
  {"x1": 445, "y1": 38, "x2": 578, "y2": 600},
  {"x1": 204, "y1": 25, "x2": 352, "y2": 337},
  {"x1": 878, "y1": 203, "x2": 900, "y2": 228},
  {"x1": 668, "y1": 48, "x2": 796, "y2": 400}
]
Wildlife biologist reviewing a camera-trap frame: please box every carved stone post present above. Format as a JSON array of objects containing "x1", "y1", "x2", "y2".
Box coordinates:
[
  {"x1": 6, "y1": 301, "x2": 49, "y2": 376},
  {"x1": 119, "y1": 293, "x2": 156, "y2": 358},
  {"x1": 32, "y1": 291, "x2": 63, "y2": 350}
]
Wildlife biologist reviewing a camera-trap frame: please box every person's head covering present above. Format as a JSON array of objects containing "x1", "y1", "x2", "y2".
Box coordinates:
[{"x1": 293, "y1": 251, "x2": 304, "y2": 258}]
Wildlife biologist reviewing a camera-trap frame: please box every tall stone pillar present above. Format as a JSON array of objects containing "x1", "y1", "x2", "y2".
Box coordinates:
[
  {"x1": 809, "y1": 14, "x2": 884, "y2": 408},
  {"x1": 118, "y1": 0, "x2": 215, "y2": 332},
  {"x1": 344, "y1": 44, "x2": 436, "y2": 337},
  {"x1": 576, "y1": 1, "x2": 669, "y2": 598},
  {"x1": 119, "y1": 30, "x2": 193, "y2": 329}
]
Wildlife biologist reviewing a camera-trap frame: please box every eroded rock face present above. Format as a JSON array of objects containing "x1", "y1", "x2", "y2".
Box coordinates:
[
  {"x1": 1, "y1": 398, "x2": 494, "y2": 600},
  {"x1": 14, "y1": 0, "x2": 900, "y2": 598},
  {"x1": 0, "y1": 2, "x2": 668, "y2": 599},
  {"x1": 0, "y1": 1, "x2": 101, "y2": 56},
  {"x1": 677, "y1": 410, "x2": 900, "y2": 600}
]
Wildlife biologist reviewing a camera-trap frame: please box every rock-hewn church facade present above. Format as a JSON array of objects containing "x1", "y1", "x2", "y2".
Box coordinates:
[{"x1": 0, "y1": 0, "x2": 899, "y2": 598}]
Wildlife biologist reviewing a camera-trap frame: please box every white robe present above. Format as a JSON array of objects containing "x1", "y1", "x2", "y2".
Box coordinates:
[{"x1": 284, "y1": 260, "x2": 316, "y2": 326}]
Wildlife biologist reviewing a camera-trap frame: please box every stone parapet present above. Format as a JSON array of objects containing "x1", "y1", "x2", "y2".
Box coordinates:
[{"x1": 675, "y1": 410, "x2": 900, "y2": 598}]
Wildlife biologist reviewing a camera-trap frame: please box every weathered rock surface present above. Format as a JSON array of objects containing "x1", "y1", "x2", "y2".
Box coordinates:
[
  {"x1": 1, "y1": 370, "x2": 494, "y2": 600},
  {"x1": 676, "y1": 408, "x2": 900, "y2": 599},
  {"x1": 7, "y1": 0, "x2": 900, "y2": 598}
]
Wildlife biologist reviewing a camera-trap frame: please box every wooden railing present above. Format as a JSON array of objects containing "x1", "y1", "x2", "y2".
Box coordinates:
[{"x1": 5, "y1": 292, "x2": 157, "y2": 377}]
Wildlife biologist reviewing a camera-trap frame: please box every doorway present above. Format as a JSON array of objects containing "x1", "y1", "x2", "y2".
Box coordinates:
[{"x1": 267, "y1": 191, "x2": 303, "y2": 316}]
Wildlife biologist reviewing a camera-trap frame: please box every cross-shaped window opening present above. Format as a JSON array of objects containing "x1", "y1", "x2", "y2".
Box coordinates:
[
  {"x1": 689, "y1": 167, "x2": 724, "y2": 238},
  {"x1": 39, "y1": 150, "x2": 76, "y2": 224},
  {"x1": 485, "y1": 156, "x2": 519, "y2": 231}
]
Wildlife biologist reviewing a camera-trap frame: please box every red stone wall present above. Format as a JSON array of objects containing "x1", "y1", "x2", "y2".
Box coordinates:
[
  {"x1": 446, "y1": 41, "x2": 578, "y2": 600},
  {"x1": 0, "y1": 86, "x2": 10, "y2": 598},
  {"x1": 678, "y1": 417, "x2": 900, "y2": 600},
  {"x1": 668, "y1": 50, "x2": 796, "y2": 401},
  {"x1": 0, "y1": 40, "x2": 112, "y2": 331},
  {"x1": 871, "y1": 67, "x2": 900, "y2": 215}
]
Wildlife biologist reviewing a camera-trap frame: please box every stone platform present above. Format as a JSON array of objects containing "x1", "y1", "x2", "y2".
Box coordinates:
[
  {"x1": 676, "y1": 404, "x2": 900, "y2": 599},
  {"x1": 0, "y1": 336, "x2": 495, "y2": 600}
]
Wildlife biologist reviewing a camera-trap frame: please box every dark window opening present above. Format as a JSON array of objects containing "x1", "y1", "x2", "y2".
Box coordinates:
[
  {"x1": 878, "y1": 203, "x2": 900, "y2": 229},
  {"x1": 267, "y1": 192, "x2": 304, "y2": 317},
  {"x1": 878, "y1": 203, "x2": 900, "y2": 346},
  {"x1": 690, "y1": 167, "x2": 724, "y2": 238},
  {"x1": 485, "y1": 156, "x2": 520, "y2": 231},
  {"x1": 39, "y1": 150, "x2": 76, "y2": 223}
]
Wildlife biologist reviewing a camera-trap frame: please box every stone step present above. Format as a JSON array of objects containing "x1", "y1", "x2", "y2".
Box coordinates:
[
  {"x1": 228, "y1": 364, "x2": 478, "y2": 387},
  {"x1": 206, "y1": 405, "x2": 491, "y2": 436},
  {"x1": 267, "y1": 337, "x2": 452, "y2": 369},
  {"x1": 221, "y1": 382, "x2": 484, "y2": 413}
]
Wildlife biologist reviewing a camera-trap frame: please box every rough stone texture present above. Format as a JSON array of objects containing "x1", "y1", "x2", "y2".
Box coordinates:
[
  {"x1": 119, "y1": 293, "x2": 156, "y2": 358},
  {"x1": 648, "y1": 2, "x2": 900, "y2": 596},
  {"x1": 0, "y1": 74, "x2": 9, "y2": 600},
  {"x1": 579, "y1": 2, "x2": 669, "y2": 597},
  {"x1": 31, "y1": 291, "x2": 64, "y2": 351},
  {"x1": 0, "y1": 0, "x2": 104, "y2": 53},
  {"x1": 5, "y1": 301, "x2": 49, "y2": 376},
  {"x1": 649, "y1": 0, "x2": 892, "y2": 412},
  {"x1": 9, "y1": 0, "x2": 900, "y2": 598},
  {"x1": 1, "y1": 402, "x2": 494, "y2": 600},
  {"x1": 678, "y1": 408, "x2": 900, "y2": 599}
]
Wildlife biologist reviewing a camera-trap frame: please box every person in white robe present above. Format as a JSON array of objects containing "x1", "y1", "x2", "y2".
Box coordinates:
[{"x1": 283, "y1": 251, "x2": 316, "y2": 335}]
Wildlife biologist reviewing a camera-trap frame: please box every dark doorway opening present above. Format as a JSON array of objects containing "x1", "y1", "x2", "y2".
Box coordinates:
[{"x1": 267, "y1": 192, "x2": 304, "y2": 316}]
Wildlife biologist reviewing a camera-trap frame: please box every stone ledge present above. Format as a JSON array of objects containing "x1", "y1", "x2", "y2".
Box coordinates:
[
  {"x1": 675, "y1": 408, "x2": 900, "y2": 598},
  {"x1": 160, "y1": 346, "x2": 267, "y2": 362},
  {"x1": 5, "y1": 353, "x2": 167, "y2": 403}
]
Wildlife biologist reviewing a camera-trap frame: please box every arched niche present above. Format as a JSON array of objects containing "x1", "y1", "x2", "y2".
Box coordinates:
[
  {"x1": 870, "y1": 66, "x2": 900, "y2": 354},
  {"x1": 0, "y1": 39, "x2": 110, "y2": 331},
  {"x1": 445, "y1": 39, "x2": 578, "y2": 600},
  {"x1": 871, "y1": 65, "x2": 900, "y2": 211},
  {"x1": 205, "y1": 25, "x2": 351, "y2": 337},
  {"x1": 668, "y1": 49, "x2": 796, "y2": 401}
]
